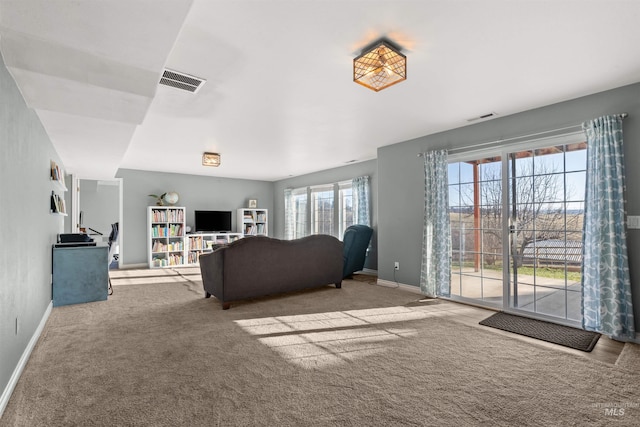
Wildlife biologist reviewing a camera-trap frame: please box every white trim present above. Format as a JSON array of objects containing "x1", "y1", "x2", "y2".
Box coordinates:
[
  {"x1": 119, "y1": 263, "x2": 147, "y2": 270},
  {"x1": 310, "y1": 183, "x2": 334, "y2": 191},
  {"x1": 376, "y1": 279, "x2": 423, "y2": 295},
  {"x1": 0, "y1": 302, "x2": 52, "y2": 418},
  {"x1": 361, "y1": 268, "x2": 378, "y2": 275},
  {"x1": 116, "y1": 177, "x2": 123, "y2": 268},
  {"x1": 447, "y1": 130, "x2": 584, "y2": 163}
]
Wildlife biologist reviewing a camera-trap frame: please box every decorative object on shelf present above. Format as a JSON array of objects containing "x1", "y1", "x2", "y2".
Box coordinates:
[
  {"x1": 354, "y1": 39, "x2": 406, "y2": 92},
  {"x1": 248, "y1": 199, "x2": 257, "y2": 208},
  {"x1": 163, "y1": 191, "x2": 179, "y2": 205},
  {"x1": 148, "y1": 192, "x2": 179, "y2": 206},
  {"x1": 149, "y1": 193, "x2": 165, "y2": 206},
  {"x1": 202, "y1": 152, "x2": 221, "y2": 167}
]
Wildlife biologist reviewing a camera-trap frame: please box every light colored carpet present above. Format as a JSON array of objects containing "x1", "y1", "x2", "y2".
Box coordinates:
[
  {"x1": 616, "y1": 342, "x2": 640, "y2": 371},
  {"x1": 2, "y1": 271, "x2": 639, "y2": 426}
]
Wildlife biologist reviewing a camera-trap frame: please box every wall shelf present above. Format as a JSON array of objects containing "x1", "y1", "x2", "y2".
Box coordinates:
[{"x1": 50, "y1": 160, "x2": 67, "y2": 215}]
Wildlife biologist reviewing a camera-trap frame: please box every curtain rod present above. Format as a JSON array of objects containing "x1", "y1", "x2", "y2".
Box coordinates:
[{"x1": 417, "y1": 113, "x2": 628, "y2": 157}]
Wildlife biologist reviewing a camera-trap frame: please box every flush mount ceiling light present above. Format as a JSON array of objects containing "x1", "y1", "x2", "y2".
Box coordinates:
[
  {"x1": 202, "y1": 152, "x2": 221, "y2": 167},
  {"x1": 354, "y1": 39, "x2": 406, "y2": 92}
]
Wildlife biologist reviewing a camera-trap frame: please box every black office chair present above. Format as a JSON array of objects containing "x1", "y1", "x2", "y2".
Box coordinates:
[{"x1": 107, "y1": 222, "x2": 119, "y2": 295}]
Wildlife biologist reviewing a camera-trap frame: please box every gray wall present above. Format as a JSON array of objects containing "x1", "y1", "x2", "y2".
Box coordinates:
[
  {"x1": 0, "y1": 54, "x2": 65, "y2": 405},
  {"x1": 273, "y1": 159, "x2": 378, "y2": 271},
  {"x1": 377, "y1": 82, "x2": 640, "y2": 331},
  {"x1": 116, "y1": 169, "x2": 274, "y2": 265},
  {"x1": 80, "y1": 180, "x2": 119, "y2": 238}
]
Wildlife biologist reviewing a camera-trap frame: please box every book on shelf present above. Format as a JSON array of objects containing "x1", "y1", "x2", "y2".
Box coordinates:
[
  {"x1": 151, "y1": 208, "x2": 184, "y2": 223},
  {"x1": 167, "y1": 241, "x2": 183, "y2": 252},
  {"x1": 168, "y1": 209, "x2": 184, "y2": 223},
  {"x1": 169, "y1": 224, "x2": 183, "y2": 236},
  {"x1": 152, "y1": 225, "x2": 168, "y2": 238},
  {"x1": 50, "y1": 160, "x2": 65, "y2": 187},
  {"x1": 152, "y1": 241, "x2": 167, "y2": 252},
  {"x1": 189, "y1": 236, "x2": 204, "y2": 250},
  {"x1": 152, "y1": 209, "x2": 167, "y2": 222},
  {"x1": 50, "y1": 191, "x2": 66, "y2": 214},
  {"x1": 168, "y1": 253, "x2": 183, "y2": 266}
]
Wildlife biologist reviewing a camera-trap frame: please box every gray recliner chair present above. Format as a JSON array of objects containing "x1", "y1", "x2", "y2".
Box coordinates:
[{"x1": 342, "y1": 224, "x2": 373, "y2": 278}]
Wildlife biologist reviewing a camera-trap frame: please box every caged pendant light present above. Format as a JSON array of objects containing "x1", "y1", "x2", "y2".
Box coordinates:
[
  {"x1": 353, "y1": 39, "x2": 406, "y2": 92},
  {"x1": 202, "y1": 152, "x2": 221, "y2": 167}
]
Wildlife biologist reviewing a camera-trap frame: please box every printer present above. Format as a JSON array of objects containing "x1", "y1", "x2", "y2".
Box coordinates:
[{"x1": 55, "y1": 233, "x2": 96, "y2": 248}]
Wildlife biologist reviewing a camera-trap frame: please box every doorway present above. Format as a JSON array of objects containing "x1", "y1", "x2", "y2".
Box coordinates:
[
  {"x1": 73, "y1": 178, "x2": 123, "y2": 269},
  {"x1": 448, "y1": 133, "x2": 586, "y2": 326}
]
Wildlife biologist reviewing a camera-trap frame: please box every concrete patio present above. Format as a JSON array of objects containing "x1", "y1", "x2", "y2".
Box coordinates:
[{"x1": 451, "y1": 268, "x2": 581, "y2": 322}]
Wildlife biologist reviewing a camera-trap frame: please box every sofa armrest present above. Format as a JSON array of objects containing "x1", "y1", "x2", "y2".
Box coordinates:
[{"x1": 199, "y1": 248, "x2": 225, "y2": 300}]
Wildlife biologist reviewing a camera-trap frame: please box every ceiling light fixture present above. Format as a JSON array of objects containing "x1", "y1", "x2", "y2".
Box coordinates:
[
  {"x1": 202, "y1": 152, "x2": 221, "y2": 167},
  {"x1": 354, "y1": 39, "x2": 406, "y2": 92}
]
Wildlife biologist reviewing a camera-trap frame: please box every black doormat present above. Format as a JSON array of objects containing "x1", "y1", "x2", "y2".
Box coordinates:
[{"x1": 479, "y1": 312, "x2": 600, "y2": 352}]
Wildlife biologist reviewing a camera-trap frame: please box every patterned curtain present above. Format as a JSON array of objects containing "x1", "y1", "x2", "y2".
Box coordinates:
[
  {"x1": 284, "y1": 188, "x2": 294, "y2": 240},
  {"x1": 581, "y1": 115, "x2": 635, "y2": 340},
  {"x1": 352, "y1": 176, "x2": 370, "y2": 226},
  {"x1": 420, "y1": 150, "x2": 451, "y2": 297}
]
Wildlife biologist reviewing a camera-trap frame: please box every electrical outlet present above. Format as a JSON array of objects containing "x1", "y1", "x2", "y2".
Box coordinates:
[
  {"x1": 394, "y1": 262, "x2": 399, "y2": 270},
  {"x1": 628, "y1": 215, "x2": 640, "y2": 229}
]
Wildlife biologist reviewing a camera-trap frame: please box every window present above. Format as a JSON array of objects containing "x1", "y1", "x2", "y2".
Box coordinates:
[
  {"x1": 338, "y1": 182, "x2": 354, "y2": 237},
  {"x1": 292, "y1": 189, "x2": 308, "y2": 239},
  {"x1": 287, "y1": 180, "x2": 355, "y2": 239},
  {"x1": 311, "y1": 185, "x2": 335, "y2": 235}
]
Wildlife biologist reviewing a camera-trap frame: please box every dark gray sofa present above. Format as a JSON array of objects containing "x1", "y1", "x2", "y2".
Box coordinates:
[{"x1": 199, "y1": 235, "x2": 343, "y2": 309}]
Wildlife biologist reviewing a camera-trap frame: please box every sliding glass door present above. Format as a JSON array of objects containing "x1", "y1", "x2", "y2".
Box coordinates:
[
  {"x1": 449, "y1": 157, "x2": 504, "y2": 307},
  {"x1": 448, "y1": 134, "x2": 586, "y2": 325}
]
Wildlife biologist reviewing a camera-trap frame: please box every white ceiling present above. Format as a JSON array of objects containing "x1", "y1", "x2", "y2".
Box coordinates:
[{"x1": 2, "y1": 0, "x2": 640, "y2": 181}]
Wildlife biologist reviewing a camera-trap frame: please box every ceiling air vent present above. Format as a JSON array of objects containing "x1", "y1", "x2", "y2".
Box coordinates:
[
  {"x1": 467, "y1": 112, "x2": 498, "y2": 123},
  {"x1": 159, "y1": 69, "x2": 206, "y2": 93}
]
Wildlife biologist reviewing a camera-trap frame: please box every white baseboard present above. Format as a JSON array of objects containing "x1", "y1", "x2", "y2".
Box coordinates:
[
  {"x1": 0, "y1": 301, "x2": 52, "y2": 418},
  {"x1": 375, "y1": 278, "x2": 423, "y2": 295},
  {"x1": 361, "y1": 268, "x2": 378, "y2": 275},
  {"x1": 119, "y1": 263, "x2": 147, "y2": 270}
]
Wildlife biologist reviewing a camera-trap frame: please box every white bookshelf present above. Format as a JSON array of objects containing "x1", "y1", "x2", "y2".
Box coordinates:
[
  {"x1": 185, "y1": 232, "x2": 243, "y2": 265},
  {"x1": 237, "y1": 208, "x2": 268, "y2": 237},
  {"x1": 147, "y1": 206, "x2": 186, "y2": 268}
]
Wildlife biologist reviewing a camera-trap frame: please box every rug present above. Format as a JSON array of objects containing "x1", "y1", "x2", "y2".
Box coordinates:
[{"x1": 479, "y1": 311, "x2": 601, "y2": 352}]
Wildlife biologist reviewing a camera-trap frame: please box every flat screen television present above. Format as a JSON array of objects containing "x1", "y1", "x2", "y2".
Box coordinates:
[{"x1": 194, "y1": 210, "x2": 232, "y2": 233}]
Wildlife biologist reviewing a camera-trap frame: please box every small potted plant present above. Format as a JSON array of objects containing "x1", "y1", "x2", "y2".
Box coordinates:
[{"x1": 149, "y1": 193, "x2": 166, "y2": 206}]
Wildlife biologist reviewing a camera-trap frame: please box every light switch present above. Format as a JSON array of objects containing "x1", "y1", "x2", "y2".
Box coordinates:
[{"x1": 627, "y1": 216, "x2": 640, "y2": 229}]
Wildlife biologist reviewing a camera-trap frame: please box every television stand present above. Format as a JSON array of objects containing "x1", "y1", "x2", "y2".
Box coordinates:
[{"x1": 186, "y1": 232, "x2": 243, "y2": 265}]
